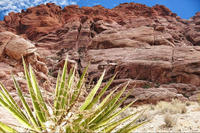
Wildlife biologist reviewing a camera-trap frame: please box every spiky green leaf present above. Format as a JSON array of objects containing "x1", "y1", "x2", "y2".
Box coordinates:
[
  {"x1": 115, "y1": 109, "x2": 147, "y2": 133},
  {"x1": 70, "y1": 64, "x2": 89, "y2": 106},
  {"x1": 89, "y1": 83, "x2": 129, "y2": 127},
  {"x1": 12, "y1": 75, "x2": 41, "y2": 131},
  {"x1": 80, "y1": 70, "x2": 106, "y2": 111},
  {"x1": 0, "y1": 121, "x2": 17, "y2": 133},
  {"x1": 0, "y1": 97, "x2": 32, "y2": 129},
  {"x1": 29, "y1": 65, "x2": 49, "y2": 119},
  {"x1": 22, "y1": 58, "x2": 46, "y2": 127},
  {"x1": 0, "y1": 82, "x2": 27, "y2": 121},
  {"x1": 92, "y1": 94, "x2": 135, "y2": 129},
  {"x1": 101, "y1": 112, "x2": 138, "y2": 133},
  {"x1": 86, "y1": 74, "x2": 116, "y2": 110},
  {"x1": 54, "y1": 56, "x2": 68, "y2": 116}
]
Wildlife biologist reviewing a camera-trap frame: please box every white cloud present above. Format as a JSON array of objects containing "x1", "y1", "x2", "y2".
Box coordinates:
[
  {"x1": 60, "y1": 1, "x2": 69, "y2": 6},
  {"x1": 70, "y1": 1, "x2": 77, "y2": 5},
  {"x1": 33, "y1": 0, "x2": 43, "y2": 4},
  {"x1": 0, "y1": 0, "x2": 78, "y2": 18},
  {"x1": 0, "y1": 1, "x2": 7, "y2": 5}
]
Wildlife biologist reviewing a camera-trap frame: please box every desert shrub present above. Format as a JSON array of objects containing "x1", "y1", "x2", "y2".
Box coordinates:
[
  {"x1": 156, "y1": 99, "x2": 187, "y2": 114},
  {"x1": 164, "y1": 114, "x2": 177, "y2": 128},
  {"x1": 185, "y1": 101, "x2": 191, "y2": 106},
  {"x1": 135, "y1": 113, "x2": 149, "y2": 123},
  {"x1": 0, "y1": 58, "x2": 147, "y2": 132},
  {"x1": 171, "y1": 99, "x2": 187, "y2": 114},
  {"x1": 149, "y1": 104, "x2": 155, "y2": 110}
]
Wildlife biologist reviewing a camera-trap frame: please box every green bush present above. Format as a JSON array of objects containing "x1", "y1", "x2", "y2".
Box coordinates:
[{"x1": 0, "y1": 57, "x2": 147, "y2": 132}]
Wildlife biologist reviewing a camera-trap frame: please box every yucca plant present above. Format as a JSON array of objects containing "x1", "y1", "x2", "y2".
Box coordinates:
[{"x1": 0, "y1": 57, "x2": 148, "y2": 132}]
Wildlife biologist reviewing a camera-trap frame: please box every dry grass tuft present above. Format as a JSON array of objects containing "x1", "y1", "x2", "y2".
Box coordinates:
[
  {"x1": 164, "y1": 114, "x2": 177, "y2": 128},
  {"x1": 156, "y1": 99, "x2": 187, "y2": 114},
  {"x1": 136, "y1": 113, "x2": 149, "y2": 123},
  {"x1": 185, "y1": 101, "x2": 191, "y2": 106}
]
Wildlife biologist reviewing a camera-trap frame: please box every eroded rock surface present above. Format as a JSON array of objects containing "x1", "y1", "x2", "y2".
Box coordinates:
[
  {"x1": 0, "y1": 2, "x2": 200, "y2": 105},
  {"x1": 0, "y1": 31, "x2": 50, "y2": 99},
  {"x1": 83, "y1": 46, "x2": 200, "y2": 104},
  {"x1": 0, "y1": 31, "x2": 36, "y2": 60}
]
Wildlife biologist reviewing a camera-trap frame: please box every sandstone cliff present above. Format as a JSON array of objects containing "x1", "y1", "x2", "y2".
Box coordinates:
[{"x1": 0, "y1": 2, "x2": 200, "y2": 105}]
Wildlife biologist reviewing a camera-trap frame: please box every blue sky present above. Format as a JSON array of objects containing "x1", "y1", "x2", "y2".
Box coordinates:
[{"x1": 0, "y1": 0, "x2": 199, "y2": 20}]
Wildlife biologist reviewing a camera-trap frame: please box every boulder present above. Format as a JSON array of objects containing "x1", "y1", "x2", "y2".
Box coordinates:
[
  {"x1": 0, "y1": 32, "x2": 16, "y2": 56},
  {"x1": 5, "y1": 36, "x2": 36, "y2": 60},
  {"x1": 89, "y1": 26, "x2": 153, "y2": 49},
  {"x1": 0, "y1": 31, "x2": 36, "y2": 60}
]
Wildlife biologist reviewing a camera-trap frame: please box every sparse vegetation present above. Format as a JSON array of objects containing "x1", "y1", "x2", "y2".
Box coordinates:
[
  {"x1": 136, "y1": 113, "x2": 149, "y2": 123},
  {"x1": 185, "y1": 101, "x2": 191, "y2": 106},
  {"x1": 0, "y1": 58, "x2": 147, "y2": 132},
  {"x1": 149, "y1": 104, "x2": 155, "y2": 110},
  {"x1": 164, "y1": 114, "x2": 177, "y2": 128},
  {"x1": 142, "y1": 84, "x2": 151, "y2": 89},
  {"x1": 156, "y1": 99, "x2": 187, "y2": 114}
]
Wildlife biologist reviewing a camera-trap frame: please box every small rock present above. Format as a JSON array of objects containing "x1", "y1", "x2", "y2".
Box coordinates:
[{"x1": 0, "y1": 71, "x2": 6, "y2": 78}]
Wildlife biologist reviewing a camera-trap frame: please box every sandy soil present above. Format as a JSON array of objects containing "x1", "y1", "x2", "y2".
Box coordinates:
[
  {"x1": 1, "y1": 101, "x2": 200, "y2": 132},
  {"x1": 126, "y1": 101, "x2": 200, "y2": 132}
]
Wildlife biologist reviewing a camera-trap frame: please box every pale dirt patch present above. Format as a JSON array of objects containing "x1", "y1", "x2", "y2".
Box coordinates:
[
  {"x1": 1, "y1": 101, "x2": 200, "y2": 132},
  {"x1": 133, "y1": 102, "x2": 200, "y2": 132},
  {"x1": 114, "y1": 100, "x2": 200, "y2": 132}
]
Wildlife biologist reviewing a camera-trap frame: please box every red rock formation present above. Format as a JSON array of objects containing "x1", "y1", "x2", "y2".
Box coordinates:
[
  {"x1": 0, "y1": 2, "x2": 200, "y2": 105},
  {"x1": 1, "y1": 2, "x2": 180, "y2": 40}
]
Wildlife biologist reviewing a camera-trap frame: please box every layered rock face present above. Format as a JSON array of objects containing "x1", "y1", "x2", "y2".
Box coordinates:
[{"x1": 0, "y1": 2, "x2": 200, "y2": 105}]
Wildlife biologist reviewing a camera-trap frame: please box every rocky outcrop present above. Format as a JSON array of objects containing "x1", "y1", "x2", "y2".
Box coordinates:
[
  {"x1": 83, "y1": 45, "x2": 200, "y2": 104},
  {"x1": 0, "y1": 3, "x2": 188, "y2": 42},
  {"x1": 89, "y1": 26, "x2": 175, "y2": 49},
  {"x1": 0, "y1": 3, "x2": 200, "y2": 105},
  {"x1": 0, "y1": 31, "x2": 50, "y2": 98},
  {"x1": 0, "y1": 32, "x2": 36, "y2": 60}
]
